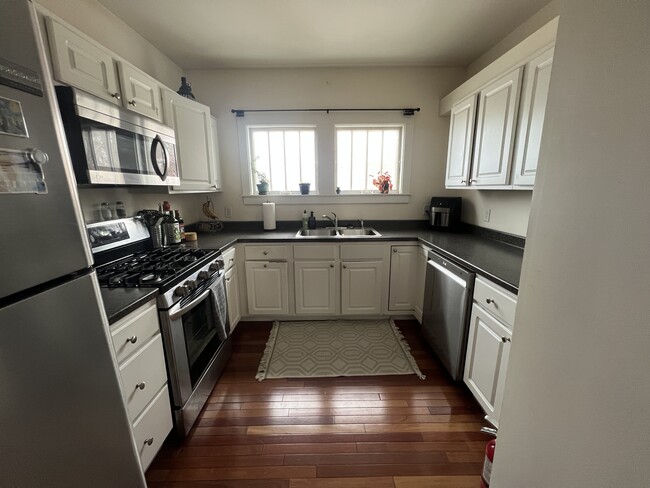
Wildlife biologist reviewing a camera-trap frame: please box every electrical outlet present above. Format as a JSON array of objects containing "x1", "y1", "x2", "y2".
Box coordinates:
[
  {"x1": 224, "y1": 206, "x2": 232, "y2": 218},
  {"x1": 483, "y1": 208, "x2": 491, "y2": 222},
  {"x1": 423, "y1": 204, "x2": 430, "y2": 216}
]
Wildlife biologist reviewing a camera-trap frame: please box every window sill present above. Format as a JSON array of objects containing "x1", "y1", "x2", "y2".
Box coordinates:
[{"x1": 242, "y1": 193, "x2": 411, "y2": 205}]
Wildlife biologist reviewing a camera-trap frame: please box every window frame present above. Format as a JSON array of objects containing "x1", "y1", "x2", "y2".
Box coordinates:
[{"x1": 237, "y1": 111, "x2": 413, "y2": 204}]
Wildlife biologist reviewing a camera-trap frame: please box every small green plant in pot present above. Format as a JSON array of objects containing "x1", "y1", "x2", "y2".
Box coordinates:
[
  {"x1": 299, "y1": 182, "x2": 311, "y2": 195},
  {"x1": 253, "y1": 169, "x2": 270, "y2": 195}
]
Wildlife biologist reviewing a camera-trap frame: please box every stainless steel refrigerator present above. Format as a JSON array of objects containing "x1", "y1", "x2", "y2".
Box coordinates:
[{"x1": 0, "y1": 1, "x2": 146, "y2": 486}]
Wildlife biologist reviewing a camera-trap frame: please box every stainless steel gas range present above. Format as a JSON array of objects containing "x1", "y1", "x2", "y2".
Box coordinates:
[{"x1": 89, "y1": 217, "x2": 232, "y2": 436}]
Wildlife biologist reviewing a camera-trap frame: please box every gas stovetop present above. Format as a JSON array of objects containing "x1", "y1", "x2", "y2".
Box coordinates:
[{"x1": 96, "y1": 247, "x2": 218, "y2": 289}]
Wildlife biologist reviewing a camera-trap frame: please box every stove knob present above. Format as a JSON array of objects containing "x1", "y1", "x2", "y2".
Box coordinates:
[
  {"x1": 209, "y1": 263, "x2": 220, "y2": 272},
  {"x1": 185, "y1": 280, "x2": 198, "y2": 290},
  {"x1": 198, "y1": 271, "x2": 211, "y2": 280},
  {"x1": 174, "y1": 285, "x2": 190, "y2": 297}
]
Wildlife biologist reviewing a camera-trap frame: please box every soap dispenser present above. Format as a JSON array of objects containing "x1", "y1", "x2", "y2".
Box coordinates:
[
  {"x1": 308, "y1": 211, "x2": 316, "y2": 229},
  {"x1": 302, "y1": 210, "x2": 309, "y2": 231}
]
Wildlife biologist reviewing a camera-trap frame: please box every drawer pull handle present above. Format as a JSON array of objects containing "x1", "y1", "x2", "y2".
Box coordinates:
[
  {"x1": 136, "y1": 382, "x2": 146, "y2": 390},
  {"x1": 263, "y1": 251, "x2": 269, "y2": 255},
  {"x1": 126, "y1": 336, "x2": 138, "y2": 344},
  {"x1": 144, "y1": 437, "x2": 154, "y2": 446},
  {"x1": 486, "y1": 298, "x2": 495, "y2": 305},
  {"x1": 501, "y1": 337, "x2": 511, "y2": 343},
  {"x1": 111, "y1": 92, "x2": 121, "y2": 100},
  {"x1": 128, "y1": 100, "x2": 137, "y2": 106}
]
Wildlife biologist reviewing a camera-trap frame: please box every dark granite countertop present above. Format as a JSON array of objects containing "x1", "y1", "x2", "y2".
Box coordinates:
[
  {"x1": 101, "y1": 287, "x2": 159, "y2": 325},
  {"x1": 189, "y1": 221, "x2": 524, "y2": 294}
]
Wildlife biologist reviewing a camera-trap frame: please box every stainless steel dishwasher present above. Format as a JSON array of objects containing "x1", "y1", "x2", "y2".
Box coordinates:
[{"x1": 422, "y1": 251, "x2": 475, "y2": 380}]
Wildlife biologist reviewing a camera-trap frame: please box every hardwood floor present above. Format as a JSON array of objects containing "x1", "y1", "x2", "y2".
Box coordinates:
[{"x1": 146, "y1": 320, "x2": 487, "y2": 488}]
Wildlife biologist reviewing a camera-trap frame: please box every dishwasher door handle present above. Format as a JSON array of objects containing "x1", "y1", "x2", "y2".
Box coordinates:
[{"x1": 427, "y1": 259, "x2": 468, "y2": 288}]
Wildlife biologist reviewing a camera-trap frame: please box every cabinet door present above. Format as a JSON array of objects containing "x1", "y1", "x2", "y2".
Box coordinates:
[
  {"x1": 513, "y1": 49, "x2": 554, "y2": 186},
  {"x1": 445, "y1": 94, "x2": 477, "y2": 187},
  {"x1": 163, "y1": 89, "x2": 217, "y2": 192},
  {"x1": 45, "y1": 18, "x2": 121, "y2": 105},
  {"x1": 116, "y1": 61, "x2": 162, "y2": 121},
  {"x1": 388, "y1": 246, "x2": 418, "y2": 311},
  {"x1": 295, "y1": 261, "x2": 338, "y2": 315},
  {"x1": 211, "y1": 116, "x2": 223, "y2": 191},
  {"x1": 225, "y1": 266, "x2": 241, "y2": 332},
  {"x1": 464, "y1": 305, "x2": 512, "y2": 424},
  {"x1": 341, "y1": 261, "x2": 383, "y2": 315},
  {"x1": 471, "y1": 68, "x2": 523, "y2": 186},
  {"x1": 245, "y1": 261, "x2": 289, "y2": 315},
  {"x1": 414, "y1": 246, "x2": 430, "y2": 322}
]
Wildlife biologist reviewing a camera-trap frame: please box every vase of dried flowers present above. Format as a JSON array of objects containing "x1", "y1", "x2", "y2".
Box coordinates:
[{"x1": 372, "y1": 171, "x2": 393, "y2": 194}]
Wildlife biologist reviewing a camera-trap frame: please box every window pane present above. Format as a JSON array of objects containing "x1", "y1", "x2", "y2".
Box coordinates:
[
  {"x1": 336, "y1": 130, "x2": 352, "y2": 190},
  {"x1": 335, "y1": 126, "x2": 403, "y2": 192},
  {"x1": 249, "y1": 127, "x2": 317, "y2": 193}
]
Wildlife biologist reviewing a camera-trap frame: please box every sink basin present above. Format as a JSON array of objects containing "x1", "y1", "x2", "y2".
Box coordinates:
[
  {"x1": 296, "y1": 228, "x2": 339, "y2": 237},
  {"x1": 338, "y1": 228, "x2": 381, "y2": 236},
  {"x1": 296, "y1": 227, "x2": 381, "y2": 237}
]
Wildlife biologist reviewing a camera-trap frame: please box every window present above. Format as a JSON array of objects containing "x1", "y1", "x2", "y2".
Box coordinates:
[
  {"x1": 248, "y1": 126, "x2": 317, "y2": 192},
  {"x1": 336, "y1": 125, "x2": 403, "y2": 192},
  {"x1": 238, "y1": 112, "x2": 413, "y2": 200}
]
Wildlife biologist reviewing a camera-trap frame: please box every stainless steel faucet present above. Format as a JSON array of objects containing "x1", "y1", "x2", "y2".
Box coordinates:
[
  {"x1": 322, "y1": 212, "x2": 338, "y2": 228},
  {"x1": 359, "y1": 218, "x2": 364, "y2": 229}
]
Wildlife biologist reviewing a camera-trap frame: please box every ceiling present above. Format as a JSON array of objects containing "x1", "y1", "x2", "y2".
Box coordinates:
[{"x1": 97, "y1": 0, "x2": 550, "y2": 69}]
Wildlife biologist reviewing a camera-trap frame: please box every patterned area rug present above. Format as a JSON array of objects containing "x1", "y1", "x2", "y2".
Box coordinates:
[{"x1": 256, "y1": 319, "x2": 425, "y2": 381}]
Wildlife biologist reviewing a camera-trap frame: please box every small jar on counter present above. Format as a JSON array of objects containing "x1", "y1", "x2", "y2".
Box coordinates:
[{"x1": 115, "y1": 201, "x2": 126, "y2": 218}]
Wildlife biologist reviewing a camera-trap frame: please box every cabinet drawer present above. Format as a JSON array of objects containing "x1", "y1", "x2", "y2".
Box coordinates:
[
  {"x1": 132, "y1": 385, "x2": 173, "y2": 471},
  {"x1": 222, "y1": 246, "x2": 236, "y2": 271},
  {"x1": 244, "y1": 245, "x2": 289, "y2": 261},
  {"x1": 110, "y1": 301, "x2": 159, "y2": 363},
  {"x1": 293, "y1": 244, "x2": 338, "y2": 260},
  {"x1": 473, "y1": 276, "x2": 518, "y2": 328},
  {"x1": 119, "y1": 334, "x2": 168, "y2": 422},
  {"x1": 340, "y1": 243, "x2": 385, "y2": 260}
]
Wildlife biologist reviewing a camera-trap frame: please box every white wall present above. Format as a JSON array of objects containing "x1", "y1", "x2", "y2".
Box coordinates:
[
  {"x1": 186, "y1": 67, "x2": 465, "y2": 224},
  {"x1": 492, "y1": 1, "x2": 650, "y2": 486},
  {"x1": 36, "y1": 0, "x2": 183, "y2": 88}
]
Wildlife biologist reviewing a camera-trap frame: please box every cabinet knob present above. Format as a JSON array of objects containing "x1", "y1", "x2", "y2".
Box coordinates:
[
  {"x1": 263, "y1": 251, "x2": 269, "y2": 255},
  {"x1": 263, "y1": 264, "x2": 268, "y2": 268},
  {"x1": 501, "y1": 337, "x2": 511, "y2": 343},
  {"x1": 470, "y1": 179, "x2": 478, "y2": 183},
  {"x1": 111, "y1": 92, "x2": 121, "y2": 100},
  {"x1": 126, "y1": 336, "x2": 138, "y2": 344},
  {"x1": 226, "y1": 277, "x2": 231, "y2": 282},
  {"x1": 486, "y1": 298, "x2": 495, "y2": 305},
  {"x1": 342, "y1": 264, "x2": 347, "y2": 269},
  {"x1": 461, "y1": 180, "x2": 467, "y2": 183},
  {"x1": 144, "y1": 437, "x2": 154, "y2": 446},
  {"x1": 128, "y1": 100, "x2": 137, "y2": 106},
  {"x1": 136, "y1": 382, "x2": 146, "y2": 390},
  {"x1": 393, "y1": 248, "x2": 398, "y2": 253}
]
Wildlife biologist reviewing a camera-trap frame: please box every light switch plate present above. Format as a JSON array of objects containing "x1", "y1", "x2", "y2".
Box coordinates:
[
  {"x1": 224, "y1": 206, "x2": 232, "y2": 218},
  {"x1": 483, "y1": 208, "x2": 491, "y2": 222}
]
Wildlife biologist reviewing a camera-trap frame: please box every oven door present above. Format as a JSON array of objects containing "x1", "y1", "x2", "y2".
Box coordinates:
[{"x1": 162, "y1": 282, "x2": 228, "y2": 408}]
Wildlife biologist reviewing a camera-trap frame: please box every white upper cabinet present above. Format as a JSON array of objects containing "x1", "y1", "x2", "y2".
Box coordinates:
[
  {"x1": 471, "y1": 67, "x2": 522, "y2": 187},
  {"x1": 116, "y1": 61, "x2": 162, "y2": 121},
  {"x1": 46, "y1": 17, "x2": 163, "y2": 121},
  {"x1": 45, "y1": 18, "x2": 121, "y2": 105},
  {"x1": 512, "y1": 48, "x2": 554, "y2": 186},
  {"x1": 162, "y1": 89, "x2": 220, "y2": 192},
  {"x1": 445, "y1": 95, "x2": 477, "y2": 188}
]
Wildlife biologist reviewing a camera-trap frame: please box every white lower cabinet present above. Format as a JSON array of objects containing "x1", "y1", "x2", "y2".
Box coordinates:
[
  {"x1": 225, "y1": 265, "x2": 241, "y2": 331},
  {"x1": 295, "y1": 261, "x2": 338, "y2": 315},
  {"x1": 109, "y1": 300, "x2": 172, "y2": 471},
  {"x1": 464, "y1": 277, "x2": 517, "y2": 425},
  {"x1": 245, "y1": 261, "x2": 289, "y2": 315},
  {"x1": 388, "y1": 245, "x2": 419, "y2": 311},
  {"x1": 341, "y1": 260, "x2": 383, "y2": 315}
]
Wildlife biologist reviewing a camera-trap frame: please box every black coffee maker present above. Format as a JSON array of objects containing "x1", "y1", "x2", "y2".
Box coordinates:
[{"x1": 429, "y1": 197, "x2": 462, "y2": 231}]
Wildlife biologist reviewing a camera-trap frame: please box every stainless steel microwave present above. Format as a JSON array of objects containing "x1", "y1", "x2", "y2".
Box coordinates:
[{"x1": 56, "y1": 86, "x2": 179, "y2": 186}]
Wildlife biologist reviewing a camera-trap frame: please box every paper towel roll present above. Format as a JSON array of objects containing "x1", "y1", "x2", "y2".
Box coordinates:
[{"x1": 262, "y1": 202, "x2": 276, "y2": 230}]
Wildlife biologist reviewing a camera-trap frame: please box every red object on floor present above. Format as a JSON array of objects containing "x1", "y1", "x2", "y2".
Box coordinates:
[{"x1": 480, "y1": 438, "x2": 496, "y2": 487}]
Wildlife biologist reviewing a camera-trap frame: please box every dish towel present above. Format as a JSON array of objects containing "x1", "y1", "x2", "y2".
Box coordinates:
[{"x1": 210, "y1": 274, "x2": 229, "y2": 341}]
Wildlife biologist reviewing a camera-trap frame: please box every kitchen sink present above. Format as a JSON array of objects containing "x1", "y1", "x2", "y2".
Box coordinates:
[
  {"x1": 296, "y1": 227, "x2": 381, "y2": 238},
  {"x1": 337, "y1": 228, "x2": 381, "y2": 236}
]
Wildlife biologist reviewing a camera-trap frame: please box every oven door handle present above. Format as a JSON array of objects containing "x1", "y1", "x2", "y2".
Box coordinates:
[{"x1": 169, "y1": 289, "x2": 211, "y2": 321}]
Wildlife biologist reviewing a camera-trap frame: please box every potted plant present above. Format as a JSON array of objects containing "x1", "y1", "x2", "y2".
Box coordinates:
[
  {"x1": 253, "y1": 169, "x2": 270, "y2": 195},
  {"x1": 371, "y1": 171, "x2": 393, "y2": 194},
  {"x1": 299, "y1": 182, "x2": 311, "y2": 195}
]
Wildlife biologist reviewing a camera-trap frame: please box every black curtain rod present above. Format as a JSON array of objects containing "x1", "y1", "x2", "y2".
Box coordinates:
[{"x1": 231, "y1": 107, "x2": 420, "y2": 117}]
